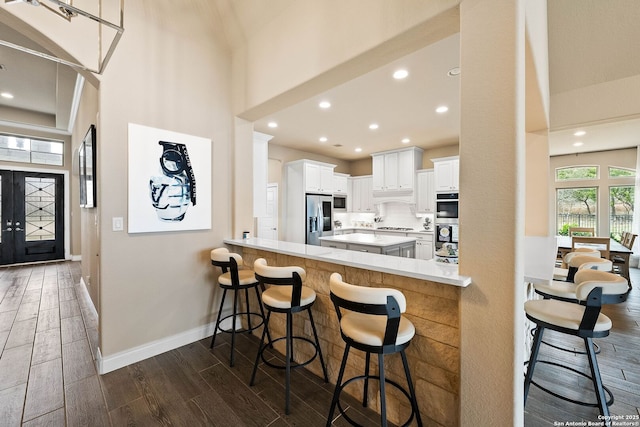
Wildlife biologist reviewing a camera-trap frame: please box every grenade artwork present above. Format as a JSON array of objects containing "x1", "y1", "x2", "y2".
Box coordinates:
[{"x1": 149, "y1": 141, "x2": 197, "y2": 221}]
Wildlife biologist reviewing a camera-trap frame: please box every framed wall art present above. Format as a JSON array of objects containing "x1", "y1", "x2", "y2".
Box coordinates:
[
  {"x1": 79, "y1": 124, "x2": 97, "y2": 208},
  {"x1": 127, "y1": 123, "x2": 212, "y2": 233}
]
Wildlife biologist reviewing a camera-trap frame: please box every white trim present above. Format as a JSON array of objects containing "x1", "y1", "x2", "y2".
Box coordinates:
[
  {"x1": 0, "y1": 120, "x2": 71, "y2": 136},
  {"x1": 67, "y1": 75, "x2": 86, "y2": 134},
  {"x1": 96, "y1": 311, "x2": 237, "y2": 375},
  {"x1": 0, "y1": 165, "x2": 70, "y2": 260},
  {"x1": 71, "y1": 255, "x2": 82, "y2": 261},
  {"x1": 79, "y1": 276, "x2": 98, "y2": 319}
]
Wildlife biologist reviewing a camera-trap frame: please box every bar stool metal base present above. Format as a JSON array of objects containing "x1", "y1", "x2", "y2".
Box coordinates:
[
  {"x1": 210, "y1": 285, "x2": 271, "y2": 367},
  {"x1": 524, "y1": 359, "x2": 614, "y2": 409},
  {"x1": 250, "y1": 307, "x2": 329, "y2": 415},
  {"x1": 327, "y1": 344, "x2": 422, "y2": 427}
]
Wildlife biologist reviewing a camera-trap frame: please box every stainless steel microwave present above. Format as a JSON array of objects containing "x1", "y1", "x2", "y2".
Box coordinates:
[{"x1": 333, "y1": 196, "x2": 347, "y2": 210}]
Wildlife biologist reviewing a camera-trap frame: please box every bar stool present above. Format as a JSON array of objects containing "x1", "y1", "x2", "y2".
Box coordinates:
[
  {"x1": 249, "y1": 258, "x2": 328, "y2": 414},
  {"x1": 327, "y1": 273, "x2": 422, "y2": 427},
  {"x1": 553, "y1": 248, "x2": 601, "y2": 281},
  {"x1": 534, "y1": 256, "x2": 614, "y2": 355},
  {"x1": 537, "y1": 255, "x2": 613, "y2": 302},
  {"x1": 524, "y1": 270, "x2": 630, "y2": 421},
  {"x1": 209, "y1": 248, "x2": 270, "y2": 367}
]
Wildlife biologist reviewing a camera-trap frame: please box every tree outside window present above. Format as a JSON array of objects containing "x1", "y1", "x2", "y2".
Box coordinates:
[
  {"x1": 610, "y1": 185, "x2": 634, "y2": 241},
  {"x1": 556, "y1": 187, "x2": 597, "y2": 235}
]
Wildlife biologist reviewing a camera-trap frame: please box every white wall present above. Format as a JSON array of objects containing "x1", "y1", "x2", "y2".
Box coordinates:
[{"x1": 96, "y1": 1, "x2": 233, "y2": 362}]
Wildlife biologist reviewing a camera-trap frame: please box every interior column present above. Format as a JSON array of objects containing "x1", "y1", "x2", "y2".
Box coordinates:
[{"x1": 458, "y1": 0, "x2": 526, "y2": 425}]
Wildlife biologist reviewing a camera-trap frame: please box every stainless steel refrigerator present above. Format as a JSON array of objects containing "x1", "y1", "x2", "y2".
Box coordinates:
[{"x1": 306, "y1": 194, "x2": 333, "y2": 245}]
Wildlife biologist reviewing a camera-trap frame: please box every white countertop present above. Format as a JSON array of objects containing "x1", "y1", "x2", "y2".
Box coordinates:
[
  {"x1": 319, "y1": 233, "x2": 416, "y2": 247},
  {"x1": 223, "y1": 237, "x2": 471, "y2": 287}
]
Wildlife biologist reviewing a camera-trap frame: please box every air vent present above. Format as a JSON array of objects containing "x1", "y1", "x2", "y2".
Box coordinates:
[{"x1": 333, "y1": 144, "x2": 343, "y2": 147}]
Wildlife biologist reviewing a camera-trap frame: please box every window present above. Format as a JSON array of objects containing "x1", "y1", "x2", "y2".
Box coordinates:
[
  {"x1": 0, "y1": 133, "x2": 64, "y2": 166},
  {"x1": 556, "y1": 187, "x2": 597, "y2": 235},
  {"x1": 609, "y1": 167, "x2": 635, "y2": 178},
  {"x1": 556, "y1": 166, "x2": 598, "y2": 182},
  {"x1": 610, "y1": 185, "x2": 634, "y2": 241}
]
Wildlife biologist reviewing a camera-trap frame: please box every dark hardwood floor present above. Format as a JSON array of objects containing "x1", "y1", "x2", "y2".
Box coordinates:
[{"x1": 0, "y1": 261, "x2": 638, "y2": 426}]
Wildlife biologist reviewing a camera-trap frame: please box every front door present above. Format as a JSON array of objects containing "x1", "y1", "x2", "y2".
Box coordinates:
[{"x1": 0, "y1": 170, "x2": 64, "y2": 265}]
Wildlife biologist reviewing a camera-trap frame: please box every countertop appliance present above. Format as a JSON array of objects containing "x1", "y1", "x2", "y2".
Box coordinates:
[{"x1": 306, "y1": 194, "x2": 333, "y2": 245}]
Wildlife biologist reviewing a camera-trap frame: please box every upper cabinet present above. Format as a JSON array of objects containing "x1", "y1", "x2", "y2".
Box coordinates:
[
  {"x1": 349, "y1": 176, "x2": 374, "y2": 213},
  {"x1": 371, "y1": 147, "x2": 423, "y2": 194},
  {"x1": 416, "y1": 169, "x2": 435, "y2": 213},
  {"x1": 432, "y1": 156, "x2": 459, "y2": 192},
  {"x1": 333, "y1": 173, "x2": 349, "y2": 194},
  {"x1": 303, "y1": 161, "x2": 335, "y2": 194}
]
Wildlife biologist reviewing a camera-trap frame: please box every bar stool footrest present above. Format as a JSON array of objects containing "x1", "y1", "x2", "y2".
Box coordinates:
[
  {"x1": 530, "y1": 327, "x2": 601, "y2": 355},
  {"x1": 525, "y1": 360, "x2": 613, "y2": 408},
  {"x1": 259, "y1": 336, "x2": 319, "y2": 370},
  {"x1": 334, "y1": 374, "x2": 417, "y2": 427},
  {"x1": 215, "y1": 311, "x2": 266, "y2": 335}
]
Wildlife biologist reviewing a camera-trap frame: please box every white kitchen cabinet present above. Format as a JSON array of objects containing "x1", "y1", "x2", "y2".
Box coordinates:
[
  {"x1": 416, "y1": 169, "x2": 435, "y2": 213},
  {"x1": 333, "y1": 173, "x2": 349, "y2": 194},
  {"x1": 433, "y1": 156, "x2": 459, "y2": 192},
  {"x1": 408, "y1": 232, "x2": 434, "y2": 260},
  {"x1": 349, "y1": 176, "x2": 374, "y2": 212},
  {"x1": 304, "y1": 161, "x2": 335, "y2": 194},
  {"x1": 371, "y1": 147, "x2": 423, "y2": 193}
]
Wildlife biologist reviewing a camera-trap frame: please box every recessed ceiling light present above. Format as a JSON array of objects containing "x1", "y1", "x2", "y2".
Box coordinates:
[
  {"x1": 436, "y1": 106, "x2": 449, "y2": 114},
  {"x1": 319, "y1": 101, "x2": 331, "y2": 109},
  {"x1": 1, "y1": 92, "x2": 14, "y2": 99},
  {"x1": 447, "y1": 67, "x2": 461, "y2": 77},
  {"x1": 573, "y1": 141, "x2": 584, "y2": 147},
  {"x1": 267, "y1": 121, "x2": 278, "y2": 128},
  {"x1": 355, "y1": 147, "x2": 362, "y2": 152},
  {"x1": 369, "y1": 123, "x2": 379, "y2": 130},
  {"x1": 393, "y1": 69, "x2": 409, "y2": 80},
  {"x1": 401, "y1": 138, "x2": 410, "y2": 144},
  {"x1": 319, "y1": 137, "x2": 328, "y2": 142},
  {"x1": 573, "y1": 130, "x2": 586, "y2": 137}
]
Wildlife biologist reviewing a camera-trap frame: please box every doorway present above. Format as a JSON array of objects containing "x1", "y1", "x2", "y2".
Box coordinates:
[
  {"x1": 0, "y1": 169, "x2": 65, "y2": 265},
  {"x1": 257, "y1": 183, "x2": 278, "y2": 239}
]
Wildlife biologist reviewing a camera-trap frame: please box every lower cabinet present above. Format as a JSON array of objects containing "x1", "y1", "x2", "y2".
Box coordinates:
[
  {"x1": 320, "y1": 240, "x2": 415, "y2": 257},
  {"x1": 348, "y1": 243, "x2": 383, "y2": 254},
  {"x1": 409, "y1": 232, "x2": 434, "y2": 260},
  {"x1": 320, "y1": 241, "x2": 348, "y2": 249}
]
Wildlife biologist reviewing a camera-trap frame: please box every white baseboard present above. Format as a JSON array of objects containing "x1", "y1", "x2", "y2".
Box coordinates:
[
  {"x1": 70, "y1": 255, "x2": 82, "y2": 261},
  {"x1": 96, "y1": 312, "x2": 237, "y2": 375}
]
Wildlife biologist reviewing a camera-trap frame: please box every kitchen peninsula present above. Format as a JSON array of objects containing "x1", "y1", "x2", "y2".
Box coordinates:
[{"x1": 223, "y1": 237, "x2": 470, "y2": 426}]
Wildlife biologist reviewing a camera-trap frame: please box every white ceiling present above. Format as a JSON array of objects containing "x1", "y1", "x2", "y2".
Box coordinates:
[
  {"x1": 0, "y1": 19, "x2": 76, "y2": 132},
  {"x1": 1, "y1": 1, "x2": 640, "y2": 158},
  {"x1": 253, "y1": 33, "x2": 461, "y2": 161}
]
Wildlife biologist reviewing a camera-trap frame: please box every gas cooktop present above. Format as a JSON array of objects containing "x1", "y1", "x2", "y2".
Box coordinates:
[{"x1": 377, "y1": 227, "x2": 414, "y2": 231}]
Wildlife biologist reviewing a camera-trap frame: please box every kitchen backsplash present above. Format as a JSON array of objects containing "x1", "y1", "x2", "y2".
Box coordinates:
[{"x1": 334, "y1": 202, "x2": 433, "y2": 230}]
